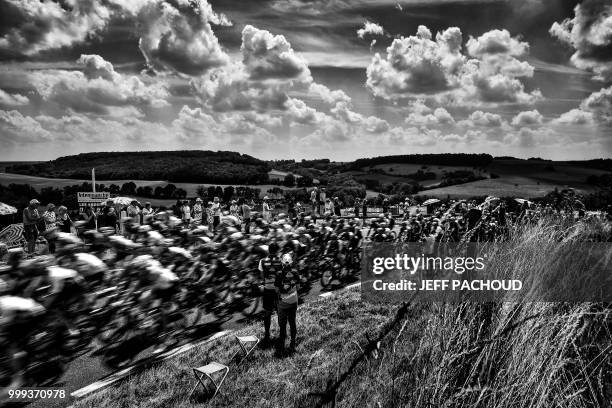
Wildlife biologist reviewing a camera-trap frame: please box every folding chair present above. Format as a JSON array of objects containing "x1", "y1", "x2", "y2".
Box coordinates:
[
  {"x1": 230, "y1": 335, "x2": 259, "y2": 364},
  {"x1": 188, "y1": 362, "x2": 229, "y2": 401}
]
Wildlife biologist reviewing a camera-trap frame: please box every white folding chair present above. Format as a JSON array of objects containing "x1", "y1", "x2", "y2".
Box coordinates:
[
  {"x1": 230, "y1": 335, "x2": 259, "y2": 364},
  {"x1": 188, "y1": 362, "x2": 229, "y2": 401}
]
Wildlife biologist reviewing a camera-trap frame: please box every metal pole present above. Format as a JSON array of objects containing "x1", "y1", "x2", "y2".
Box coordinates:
[{"x1": 92, "y1": 168, "x2": 98, "y2": 230}]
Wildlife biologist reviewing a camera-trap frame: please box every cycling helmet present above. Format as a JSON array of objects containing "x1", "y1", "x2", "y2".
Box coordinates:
[
  {"x1": 281, "y1": 253, "x2": 293, "y2": 266},
  {"x1": 268, "y1": 242, "x2": 279, "y2": 254}
]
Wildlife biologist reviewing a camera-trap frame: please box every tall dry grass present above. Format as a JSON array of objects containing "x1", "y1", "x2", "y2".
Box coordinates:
[{"x1": 332, "y1": 217, "x2": 612, "y2": 407}]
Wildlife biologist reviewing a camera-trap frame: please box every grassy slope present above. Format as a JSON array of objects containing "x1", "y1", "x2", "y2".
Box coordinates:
[
  {"x1": 73, "y1": 219, "x2": 611, "y2": 408},
  {"x1": 72, "y1": 290, "x2": 398, "y2": 408}
]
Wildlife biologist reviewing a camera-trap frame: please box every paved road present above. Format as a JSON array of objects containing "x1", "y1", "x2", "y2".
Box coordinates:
[{"x1": 25, "y1": 276, "x2": 353, "y2": 408}]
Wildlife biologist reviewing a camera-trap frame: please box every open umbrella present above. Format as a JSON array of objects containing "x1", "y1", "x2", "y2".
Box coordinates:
[
  {"x1": 221, "y1": 215, "x2": 240, "y2": 226},
  {"x1": 0, "y1": 202, "x2": 18, "y2": 216},
  {"x1": 422, "y1": 198, "x2": 441, "y2": 206},
  {"x1": 112, "y1": 197, "x2": 138, "y2": 206},
  {"x1": 514, "y1": 198, "x2": 532, "y2": 205}
]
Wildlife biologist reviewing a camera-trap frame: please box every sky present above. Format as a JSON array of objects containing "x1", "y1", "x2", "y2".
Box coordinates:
[{"x1": 0, "y1": 0, "x2": 611, "y2": 162}]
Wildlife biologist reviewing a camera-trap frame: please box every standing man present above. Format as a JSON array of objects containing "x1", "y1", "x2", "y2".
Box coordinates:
[
  {"x1": 276, "y1": 253, "x2": 299, "y2": 355},
  {"x1": 127, "y1": 200, "x2": 140, "y2": 225},
  {"x1": 319, "y1": 188, "x2": 326, "y2": 216},
  {"x1": 362, "y1": 199, "x2": 368, "y2": 222},
  {"x1": 259, "y1": 242, "x2": 282, "y2": 347},
  {"x1": 310, "y1": 188, "x2": 318, "y2": 215},
  {"x1": 333, "y1": 197, "x2": 341, "y2": 216},
  {"x1": 23, "y1": 199, "x2": 41, "y2": 254},
  {"x1": 142, "y1": 202, "x2": 155, "y2": 221},
  {"x1": 42, "y1": 204, "x2": 57, "y2": 254},
  {"x1": 241, "y1": 199, "x2": 252, "y2": 233},
  {"x1": 100, "y1": 199, "x2": 117, "y2": 232},
  {"x1": 181, "y1": 200, "x2": 191, "y2": 226},
  {"x1": 287, "y1": 198, "x2": 296, "y2": 225},
  {"x1": 212, "y1": 197, "x2": 221, "y2": 230}
]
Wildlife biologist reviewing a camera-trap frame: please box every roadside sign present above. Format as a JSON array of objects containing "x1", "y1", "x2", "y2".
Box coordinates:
[
  {"x1": 77, "y1": 192, "x2": 109, "y2": 213},
  {"x1": 77, "y1": 192, "x2": 110, "y2": 205}
]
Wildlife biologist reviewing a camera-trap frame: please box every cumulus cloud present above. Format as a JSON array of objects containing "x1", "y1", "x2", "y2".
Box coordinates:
[
  {"x1": 285, "y1": 98, "x2": 326, "y2": 125},
  {"x1": 466, "y1": 29, "x2": 529, "y2": 57},
  {"x1": 193, "y1": 63, "x2": 293, "y2": 112},
  {"x1": 550, "y1": 0, "x2": 612, "y2": 81},
  {"x1": 29, "y1": 54, "x2": 169, "y2": 115},
  {"x1": 0, "y1": 0, "x2": 230, "y2": 76},
  {"x1": 171, "y1": 105, "x2": 219, "y2": 140},
  {"x1": 191, "y1": 23, "x2": 368, "y2": 142},
  {"x1": 170, "y1": 105, "x2": 276, "y2": 146},
  {"x1": 552, "y1": 86, "x2": 612, "y2": 129},
  {"x1": 366, "y1": 25, "x2": 540, "y2": 106},
  {"x1": 137, "y1": 0, "x2": 230, "y2": 76},
  {"x1": 34, "y1": 113, "x2": 168, "y2": 143},
  {"x1": 0, "y1": 104, "x2": 275, "y2": 149},
  {"x1": 552, "y1": 108, "x2": 595, "y2": 125},
  {"x1": 511, "y1": 110, "x2": 543, "y2": 127},
  {"x1": 0, "y1": 0, "x2": 114, "y2": 56},
  {"x1": 331, "y1": 101, "x2": 390, "y2": 133},
  {"x1": 357, "y1": 21, "x2": 384, "y2": 39},
  {"x1": 580, "y1": 85, "x2": 612, "y2": 124},
  {"x1": 462, "y1": 111, "x2": 505, "y2": 127},
  {"x1": 0, "y1": 89, "x2": 29, "y2": 106},
  {"x1": 512, "y1": 126, "x2": 554, "y2": 148},
  {"x1": 366, "y1": 25, "x2": 465, "y2": 97},
  {"x1": 307, "y1": 83, "x2": 351, "y2": 105},
  {"x1": 241, "y1": 25, "x2": 311, "y2": 81},
  {"x1": 405, "y1": 107, "x2": 454, "y2": 127},
  {"x1": 0, "y1": 110, "x2": 51, "y2": 145},
  {"x1": 191, "y1": 25, "x2": 320, "y2": 114}
]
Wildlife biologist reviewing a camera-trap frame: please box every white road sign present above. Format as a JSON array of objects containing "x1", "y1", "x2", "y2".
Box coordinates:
[{"x1": 77, "y1": 192, "x2": 110, "y2": 206}]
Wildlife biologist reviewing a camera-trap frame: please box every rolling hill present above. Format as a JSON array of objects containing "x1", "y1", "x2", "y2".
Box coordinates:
[
  {"x1": 2, "y1": 152, "x2": 611, "y2": 200},
  {"x1": 5, "y1": 151, "x2": 270, "y2": 185}
]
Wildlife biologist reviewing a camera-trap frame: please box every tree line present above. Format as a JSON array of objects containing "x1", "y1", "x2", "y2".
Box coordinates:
[
  {"x1": 0, "y1": 182, "x2": 263, "y2": 212},
  {"x1": 347, "y1": 153, "x2": 494, "y2": 171}
]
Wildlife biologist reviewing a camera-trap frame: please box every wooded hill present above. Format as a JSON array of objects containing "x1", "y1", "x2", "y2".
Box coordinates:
[{"x1": 6, "y1": 151, "x2": 271, "y2": 184}]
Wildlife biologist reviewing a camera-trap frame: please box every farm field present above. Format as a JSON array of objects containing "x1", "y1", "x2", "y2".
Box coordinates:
[
  {"x1": 366, "y1": 163, "x2": 488, "y2": 187},
  {"x1": 414, "y1": 159, "x2": 606, "y2": 198},
  {"x1": 344, "y1": 159, "x2": 605, "y2": 199},
  {"x1": 0, "y1": 161, "x2": 42, "y2": 172},
  {"x1": 415, "y1": 176, "x2": 572, "y2": 198}
]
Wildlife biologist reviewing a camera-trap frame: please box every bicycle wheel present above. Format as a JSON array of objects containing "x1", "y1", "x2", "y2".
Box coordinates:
[
  {"x1": 239, "y1": 285, "x2": 261, "y2": 318},
  {"x1": 182, "y1": 306, "x2": 202, "y2": 327}
]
